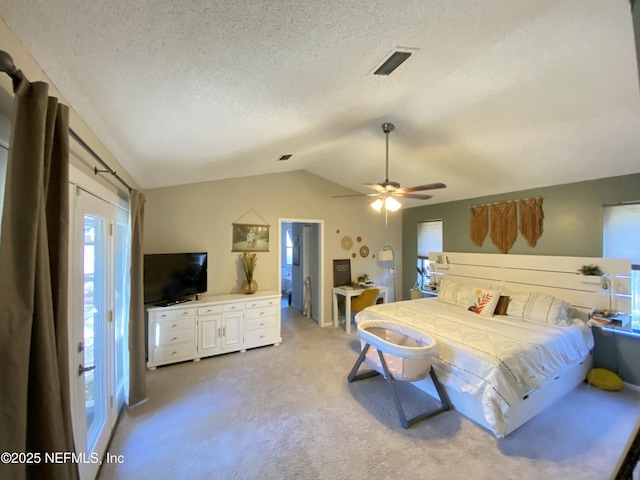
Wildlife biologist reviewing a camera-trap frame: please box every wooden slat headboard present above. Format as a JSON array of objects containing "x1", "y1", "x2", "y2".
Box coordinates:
[{"x1": 429, "y1": 252, "x2": 631, "y2": 314}]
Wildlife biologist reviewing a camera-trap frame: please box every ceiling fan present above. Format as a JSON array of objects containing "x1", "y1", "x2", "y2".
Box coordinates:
[{"x1": 335, "y1": 122, "x2": 446, "y2": 212}]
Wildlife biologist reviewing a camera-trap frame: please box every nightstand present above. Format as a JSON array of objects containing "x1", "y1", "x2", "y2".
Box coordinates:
[
  {"x1": 591, "y1": 313, "x2": 640, "y2": 386},
  {"x1": 591, "y1": 313, "x2": 637, "y2": 336}
]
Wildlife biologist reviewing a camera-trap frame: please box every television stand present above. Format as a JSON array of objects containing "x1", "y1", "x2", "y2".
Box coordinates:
[{"x1": 146, "y1": 291, "x2": 282, "y2": 369}]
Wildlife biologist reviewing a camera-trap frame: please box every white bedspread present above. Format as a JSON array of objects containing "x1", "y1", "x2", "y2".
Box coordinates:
[{"x1": 355, "y1": 298, "x2": 594, "y2": 436}]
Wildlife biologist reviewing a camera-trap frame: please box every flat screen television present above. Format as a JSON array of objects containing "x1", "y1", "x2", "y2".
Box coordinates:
[{"x1": 144, "y1": 252, "x2": 208, "y2": 305}]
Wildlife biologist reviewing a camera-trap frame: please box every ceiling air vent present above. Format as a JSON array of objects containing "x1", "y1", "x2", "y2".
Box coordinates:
[
  {"x1": 372, "y1": 50, "x2": 412, "y2": 76},
  {"x1": 278, "y1": 154, "x2": 292, "y2": 161}
]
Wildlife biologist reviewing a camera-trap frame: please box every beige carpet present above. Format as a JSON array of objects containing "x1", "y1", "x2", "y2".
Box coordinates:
[{"x1": 99, "y1": 306, "x2": 640, "y2": 480}]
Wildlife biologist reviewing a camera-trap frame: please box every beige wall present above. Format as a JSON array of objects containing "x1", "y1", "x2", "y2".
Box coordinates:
[
  {"x1": 0, "y1": 17, "x2": 139, "y2": 197},
  {"x1": 143, "y1": 170, "x2": 403, "y2": 325}
]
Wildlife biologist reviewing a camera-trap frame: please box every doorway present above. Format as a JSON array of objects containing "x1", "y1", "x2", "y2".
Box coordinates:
[
  {"x1": 68, "y1": 167, "x2": 129, "y2": 480},
  {"x1": 278, "y1": 219, "x2": 324, "y2": 326}
]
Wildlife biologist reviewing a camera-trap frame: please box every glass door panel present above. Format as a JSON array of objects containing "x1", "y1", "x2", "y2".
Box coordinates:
[
  {"x1": 82, "y1": 214, "x2": 107, "y2": 450},
  {"x1": 114, "y1": 209, "x2": 130, "y2": 406}
]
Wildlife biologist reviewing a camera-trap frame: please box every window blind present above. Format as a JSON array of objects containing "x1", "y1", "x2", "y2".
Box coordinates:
[
  {"x1": 417, "y1": 220, "x2": 443, "y2": 259},
  {"x1": 604, "y1": 204, "x2": 640, "y2": 267}
]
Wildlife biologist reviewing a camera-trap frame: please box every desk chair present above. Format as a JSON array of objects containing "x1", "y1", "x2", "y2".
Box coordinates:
[{"x1": 349, "y1": 288, "x2": 380, "y2": 326}]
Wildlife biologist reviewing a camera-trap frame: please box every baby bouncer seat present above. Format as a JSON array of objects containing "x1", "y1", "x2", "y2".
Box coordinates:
[{"x1": 347, "y1": 319, "x2": 450, "y2": 428}]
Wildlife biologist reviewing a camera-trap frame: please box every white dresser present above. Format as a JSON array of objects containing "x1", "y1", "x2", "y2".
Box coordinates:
[{"x1": 146, "y1": 290, "x2": 281, "y2": 369}]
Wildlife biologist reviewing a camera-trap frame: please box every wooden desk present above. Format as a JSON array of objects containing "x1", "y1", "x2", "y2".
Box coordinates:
[{"x1": 332, "y1": 286, "x2": 388, "y2": 334}]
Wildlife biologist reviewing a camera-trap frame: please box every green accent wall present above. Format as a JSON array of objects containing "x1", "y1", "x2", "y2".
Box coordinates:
[
  {"x1": 402, "y1": 173, "x2": 640, "y2": 296},
  {"x1": 402, "y1": 172, "x2": 640, "y2": 385}
]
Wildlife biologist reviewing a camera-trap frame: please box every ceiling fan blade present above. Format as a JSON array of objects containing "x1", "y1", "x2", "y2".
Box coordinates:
[
  {"x1": 331, "y1": 193, "x2": 367, "y2": 199},
  {"x1": 396, "y1": 182, "x2": 447, "y2": 193},
  {"x1": 364, "y1": 183, "x2": 387, "y2": 193},
  {"x1": 332, "y1": 191, "x2": 386, "y2": 199},
  {"x1": 396, "y1": 193, "x2": 433, "y2": 200}
]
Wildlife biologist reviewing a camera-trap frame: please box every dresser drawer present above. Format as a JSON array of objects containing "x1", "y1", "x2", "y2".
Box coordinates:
[
  {"x1": 151, "y1": 341, "x2": 195, "y2": 364},
  {"x1": 245, "y1": 297, "x2": 279, "y2": 310},
  {"x1": 198, "y1": 305, "x2": 223, "y2": 316},
  {"x1": 244, "y1": 326, "x2": 278, "y2": 346},
  {"x1": 223, "y1": 302, "x2": 243, "y2": 313},
  {"x1": 154, "y1": 316, "x2": 195, "y2": 334},
  {"x1": 244, "y1": 305, "x2": 277, "y2": 320},
  {"x1": 151, "y1": 307, "x2": 197, "y2": 320},
  {"x1": 245, "y1": 315, "x2": 276, "y2": 331},
  {"x1": 156, "y1": 327, "x2": 195, "y2": 346}
]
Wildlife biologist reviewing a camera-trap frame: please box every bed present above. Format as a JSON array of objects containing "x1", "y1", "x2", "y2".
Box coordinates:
[{"x1": 354, "y1": 252, "x2": 631, "y2": 437}]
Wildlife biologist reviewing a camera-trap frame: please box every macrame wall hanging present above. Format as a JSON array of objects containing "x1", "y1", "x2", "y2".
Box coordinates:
[
  {"x1": 490, "y1": 200, "x2": 517, "y2": 254},
  {"x1": 470, "y1": 204, "x2": 489, "y2": 247},
  {"x1": 470, "y1": 196, "x2": 545, "y2": 252},
  {"x1": 519, "y1": 197, "x2": 544, "y2": 247}
]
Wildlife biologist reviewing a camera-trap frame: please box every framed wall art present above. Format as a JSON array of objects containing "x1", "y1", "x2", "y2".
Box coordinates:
[{"x1": 232, "y1": 224, "x2": 270, "y2": 252}]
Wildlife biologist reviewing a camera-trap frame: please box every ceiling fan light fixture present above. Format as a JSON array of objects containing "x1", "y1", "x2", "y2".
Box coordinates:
[
  {"x1": 371, "y1": 198, "x2": 384, "y2": 212},
  {"x1": 385, "y1": 196, "x2": 402, "y2": 212}
]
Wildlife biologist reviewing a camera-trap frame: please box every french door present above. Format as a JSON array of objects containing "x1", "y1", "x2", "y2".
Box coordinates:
[{"x1": 69, "y1": 168, "x2": 129, "y2": 480}]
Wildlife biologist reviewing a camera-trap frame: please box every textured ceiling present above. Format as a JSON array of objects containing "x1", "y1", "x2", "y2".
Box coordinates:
[{"x1": 1, "y1": 0, "x2": 639, "y2": 205}]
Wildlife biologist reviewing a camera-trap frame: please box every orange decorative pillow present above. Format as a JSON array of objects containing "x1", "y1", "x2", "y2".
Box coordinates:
[
  {"x1": 467, "y1": 289, "x2": 500, "y2": 316},
  {"x1": 494, "y1": 296, "x2": 510, "y2": 315}
]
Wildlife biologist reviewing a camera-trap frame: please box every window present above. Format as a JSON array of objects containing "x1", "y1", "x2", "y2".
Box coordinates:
[
  {"x1": 0, "y1": 145, "x2": 7, "y2": 239},
  {"x1": 603, "y1": 203, "x2": 639, "y2": 329},
  {"x1": 417, "y1": 220, "x2": 443, "y2": 287},
  {"x1": 285, "y1": 230, "x2": 293, "y2": 265},
  {"x1": 0, "y1": 114, "x2": 10, "y2": 240}
]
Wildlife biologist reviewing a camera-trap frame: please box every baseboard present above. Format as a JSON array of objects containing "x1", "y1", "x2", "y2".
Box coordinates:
[{"x1": 624, "y1": 382, "x2": 640, "y2": 393}]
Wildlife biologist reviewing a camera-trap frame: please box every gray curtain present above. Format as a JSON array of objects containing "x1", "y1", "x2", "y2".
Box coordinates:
[
  {"x1": 0, "y1": 78, "x2": 78, "y2": 479},
  {"x1": 128, "y1": 189, "x2": 147, "y2": 406}
]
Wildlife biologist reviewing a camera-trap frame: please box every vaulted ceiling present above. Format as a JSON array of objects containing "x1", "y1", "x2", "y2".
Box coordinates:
[{"x1": 1, "y1": 0, "x2": 639, "y2": 205}]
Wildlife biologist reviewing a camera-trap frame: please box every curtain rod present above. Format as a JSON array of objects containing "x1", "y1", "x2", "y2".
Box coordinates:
[{"x1": 0, "y1": 49, "x2": 133, "y2": 194}]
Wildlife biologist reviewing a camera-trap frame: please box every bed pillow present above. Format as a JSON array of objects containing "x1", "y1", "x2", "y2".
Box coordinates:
[
  {"x1": 438, "y1": 280, "x2": 478, "y2": 308},
  {"x1": 506, "y1": 292, "x2": 571, "y2": 325},
  {"x1": 437, "y1": 279, "x2": 459, "y2": 304},
  {"x1": 493, "y1": 295, "x2": 510, "y2": 315},
  {"x1": 466, "y1": 288, "x2": 500, "y2": 316}
]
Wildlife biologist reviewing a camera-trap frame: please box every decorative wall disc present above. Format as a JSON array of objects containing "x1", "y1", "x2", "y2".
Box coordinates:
[
  {"x1": 356, "y1": 236, "x2": 362, "y2": 242},
  {"x1": 359, "y1": 246, "x2": 369, "y2": 257},
  {"x1": 352, "y1": 252, "x2": 356, "y2": 258},
  {"x1": 341, "y1": 236, "x2": 353, "y2": 250}
]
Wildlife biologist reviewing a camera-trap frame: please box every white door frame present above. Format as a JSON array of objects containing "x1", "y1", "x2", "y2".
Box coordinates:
[
  {"x1": 278, "y1": 218, "x2": 324, "y2": 326},
  {"x1": 68, "y1": 165, "x2": 126, "y2": 480}
]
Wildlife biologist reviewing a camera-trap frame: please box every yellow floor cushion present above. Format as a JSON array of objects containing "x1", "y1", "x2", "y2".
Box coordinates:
[{"x1": 587, "y1": 368, "x2": 623, "y2": 391}]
